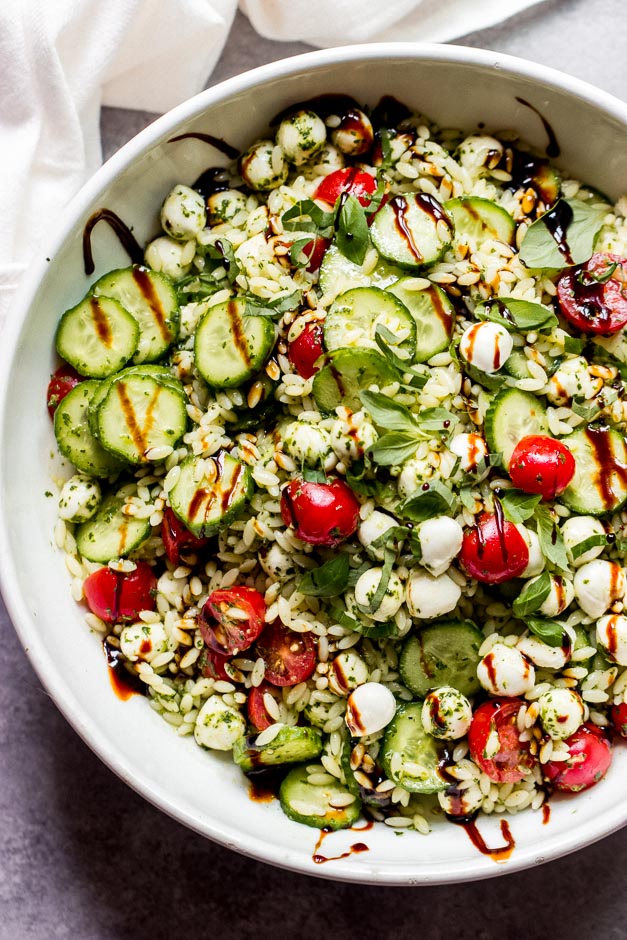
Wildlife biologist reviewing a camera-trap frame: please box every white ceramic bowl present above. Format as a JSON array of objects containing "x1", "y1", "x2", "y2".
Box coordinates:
[{"x1": 2, "y1": 44, "x2": 627, "y2": 885}]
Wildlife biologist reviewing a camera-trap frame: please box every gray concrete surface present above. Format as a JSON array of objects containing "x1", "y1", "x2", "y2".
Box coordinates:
[{"x1": 3, "y1": 1, "x2": 627, "y2": 936}]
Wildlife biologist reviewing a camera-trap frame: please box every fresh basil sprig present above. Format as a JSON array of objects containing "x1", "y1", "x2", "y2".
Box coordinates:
[
  {"x1": 476, "y1": 298, "x2": 558, "y2": 333},
  {"x1": 361, "y1": 391, "x2": 456, "y2": 467},
  {"x1": 519, "y1": 198, "x2": 607, "y2": 271},
  {"x1": 281, "y1": 199, "x2": 335, "y2": 236},
  {"x1": 534, "y1": 504, "x2": 570, "y2": 572},
  {"x1": 374, "y1": 325, "x2": 429, "y2": 388},
  {"x1": 499, "y1": 489, "x2": 542, "y2": 524},
  {"x1": 336, "y1": 194, "x2": 369, "y2": 265},
  {"x1": 359, "y1": 390, "x2": 418, "y2": 432},
  {"x1": 298, "y1": 554, "x2": 350, "y2": 597},
  {"x1": 513, "y1": 571, "x2": 551, "y2": 618},
  {"x1": 524, "y1": 616, "x2": 566, "y2": 648},
  {"x1": 243, "y1": 289, "x2": 302, "y2": 319},
  {"x1": 398, "y1": 480, "x2": 457, "y2": 523}
]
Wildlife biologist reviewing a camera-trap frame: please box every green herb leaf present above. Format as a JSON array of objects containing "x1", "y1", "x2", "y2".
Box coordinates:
[
  {"x1": 364, "y1": 546, "x2": 396, "y2": 615},
  {"x1": 499, "y1": 489, "x2": 542, "y2": 524},
  {"x1": 534, "y1": 504, "x2": 570, "y2": 571},
  {"x1": 459, "y1": 487, "x2": 478, "y2": 512},
  {"x1": 564, "y1": 336, "x2": 585, "y2": 355},
  {"x1": 570, "y1": 533, "x2": 609, "y2": 560},
  {"x1": 476, "y1": 298, "x2": 558, "y2": 333},
  {"x1": 416, "y1": 408, "x2": 457, "y2": 434},
  {"x1": 359, "y1": 390, "x2": 418, "y2": 432},
  {"x1": 577, "y1": 259, "x2": 618, "y2": 285},
  {"x1": 336, "y1": 194, "x2": 369, "y2": 265},
  {"x1": 374, "y1": 325, "x2": 428, "y2": 388},
  {"x1": 242, "y1": 289, "x2": 302, "y2": 318},
  {"x1": 281, "y1": 199, "x2": 335, "y2": 235},
  {"x1": 368, "y1": 432, "x2": 421, "y2": 466},
  {"x1": 398, "y1": 480, "x2": 457, "y2": 523},
  {"x1": 524, "y1": 617, "x2": 566, "y2": 648},
  {"x1": 370, "y1": 524, "x2": 408, "y2": 550},
  {"x1": 299, "y1": 554, "x2": 350, "y2": 597},
  {"x1": 513, "y1": 571, "x2": 551, "y2": 618},
  {"x1": 302, "y1": 467, "x2": 327, "y2": 484},
  {"x1": 519, "y1": 198, "x2": 607, "y2": 271},
  {"x1": 289, "y1": 237, "x2": 314, "y2": 267}
]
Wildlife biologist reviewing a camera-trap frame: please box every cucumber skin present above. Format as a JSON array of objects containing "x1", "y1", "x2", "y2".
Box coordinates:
[
  {"x1": 484, "y1": 386, "x2": 548, "y2": 465},
  {"x1": 279, "y1": 764, "x2": 362, "y2": 830},
  {"x1": 55, "y1": 296, "x2": 139, "y2": 379},
  {"x1": 380, "y1": 702, "x2": 447, "y2": 794},
  {"x1": 75, "y1": 492, "x2": 151, "y2": 563},
  {"x1": 399, "y1": 621, "x2": 483, "y2": 698},
  {"x1": 168, "y1": 454, "x2": 252, "y2": 538},
  {"x1": 194, "y1": 298, "x2": 276, "y2": 389},
  {"x1": 233, "y1": 726, "x2": 322, "y2": 772},
  {"x1": 53, "y1": 380, "x2": 126, "y2": 478},
  {"x1": 324, "y1": 286, "x2": 416, "y2": 358}
]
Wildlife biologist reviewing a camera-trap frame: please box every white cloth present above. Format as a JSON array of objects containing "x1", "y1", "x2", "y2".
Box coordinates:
[{"x1": 0, "y1": 0, "x2": 545, "y2": 322}]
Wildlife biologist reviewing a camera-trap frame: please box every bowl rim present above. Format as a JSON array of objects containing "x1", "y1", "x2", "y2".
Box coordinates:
[{"x1": 2, "y1": 41, "x2": 627, "y2": 885}]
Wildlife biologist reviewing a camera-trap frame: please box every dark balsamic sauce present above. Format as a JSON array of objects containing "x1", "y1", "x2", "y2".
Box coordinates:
[
  {"x1": 390, "y1": 196, "x2": 423, "y2": 264},
  {"x1": 168, "y1": 132, "x2": 239, "y2": 160},
  {"x1": 270, "y1": 94, "x2": 360, "y2": 126},
  {"x1": 82, "y1": 208, "x2": 144, "y2": 276},
  {"x1": 543, "y1": 201, "x2": 575, "y2": 265},
  {"x1": 370, "y1": 95, "x2": 413, "y2": 131},
  {"x1": 193, "y1": 167, "x2": 232, "y2": 199},
  {"x1": 585, "y1": 426, "x2": 627, "y2": 510},
  {"x1": 542, "y1": 803, "x2": 551, "y2": 825},
  {"x1": 458, "y1": 818, "x2": 516, "y2": 862},
  {"x1": 515, "y1": 97, "x2": 561, "y2": 158},
  {"x1": 312, "y1": 821, "x2": 373, "y2": 865},
  {"x1": 492, "y1": 495, "x2": 509, "y2": 562},
  {"x1": 104, "y1": 641, "x2": 146, "y2": 700}
]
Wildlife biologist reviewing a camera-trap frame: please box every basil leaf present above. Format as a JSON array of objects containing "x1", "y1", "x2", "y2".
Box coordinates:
[
  {"x1": 571, "y1": 533, "x2": 608, "y2": 560},
  {"x1": 416, "y1": 408, "x2": 457, "y2": 434},
  {"x1": 299, "y1": 554, "x2": 350, "y2": 597},
  {"x1": 368, "y1": 432, "x2": 420, "y2": 466},
  {"x1": 399, "y1": 480, "x2": 457, "y2": 523},
  {"x1": 476, "y1": 298, "x2": 558, "y2": 333},
  {"x1": 519, "y1": 198, "x2": 607, "y2": 271},
  {"x1": 499, "y1": 489, "x2": 542, "y2": 524},
  {"x1": 199, "y1": 238, "x2": 241, "y2": 285},
  {"x1": 524, "y1": 617, "x2": 565, "y2": 648},
  {"x1": 336, "y1": 195, "x2": 369, "y2": 265},
  {"x1": 289, "y1": 237, "x2": 314, "y2": 267},
  {"x1": 577, "y1": 259, "x2": 618, "y2": 285},
  {"x1": 302, "y1": 467, "x2": 327, "y2": 484},
  {"x1": 534, "y1": 504, "x2": 569, "y2": 571},
  {"x1": 344, "y1": 463, "x2": 384, "y2": 498},
  {"x1": 329, "y1": 603, "x2": 362, "y2": 632},
  {"x1": 374, "y1": 325, "x2": 429, "y2": 388},
  {"x1": 364, "y1": 546, "x2": 396, "y2": 615},
  {"x1": 513, "y1": 571, "x2": 551, "y2": 617},
  {"x1": 365, "y1": 176, "x2": 389, "y2": 214},
  {"x1": 359, "y1": 390, "x2": 418, "y2": 432},
  {"x1": 460, "y1": 487, "x2": 478, "y2": 512},
  {"x1": 347, "y1": 562, "x2": 370, "y2": 589},
  {"x1": 564, "y1": 335, "x2": 585, "y2": 355},
  {"x1": 282, "y1": 199, "x2": 335, "y2": 235},
  {"x1": 242, "y1": 289, "x2": 302, "y2": 318},
  {"x1": 370, "y1": 524, "x2": 408, "y2": 550}
]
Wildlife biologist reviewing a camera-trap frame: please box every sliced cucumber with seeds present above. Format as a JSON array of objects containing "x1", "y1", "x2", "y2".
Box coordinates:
[
  {"x1": 387, "y1": 278, "x2": 455, "y2": 363},
  {"x1": 561, "y1": 426, "x2": 627, "y2": 515},
  {"x1": 88, "y1": 365, "x2": 184, "y2": 438},
  {"x1": 194, "y1": 297, "x2": 276, "y2": 389},
  {"x1": 324, "y1": 286, "x2": 416, "y2": 358},
  {"x1": 445, "y1": 196, "x2": 515, "y2": 246},
  {"x1": 54, "y1": 380, "x2": 126, "y2": 478},
  {"x1": 484, "y1": 387, "x2": 548, "y2": 465},
  {"x1": 502, "y1": 349, "x2": 533, "y2": 380},
  {"x1": 319, "y1": 241, "x2": 403, "y2": 299},
  {"x1": 168, "y1": 452, "x2": 252, "y2": 538},
  {"x1": 55, "y1": 295, "x2": 139, "y2": 378},
  {"x1": 233, "y1": 726, "x2": 322, "y2": 772},
  {"x1": 312, "y1": 347, "x2": 397, "y2": 413},
  {"x1": 399, "y1": 620, "x2": 483, "y2": 698},
  {"x1": 380, "y1": 702, "x2": 446, "y2": 794},
  {"x1": 370, "y1": 193, "x2": 454, "y2": 270},
  {"x1": 279, "y1": 764, "x2": 361, "y2": 830},
  {"x1": 75, "y1": 489, "x2": 151, "y2": 563}
]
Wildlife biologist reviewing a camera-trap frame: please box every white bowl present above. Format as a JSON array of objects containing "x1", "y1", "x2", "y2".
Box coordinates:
[{"x1": 2, "y1": 43, "x2": 627, "y2": 885}]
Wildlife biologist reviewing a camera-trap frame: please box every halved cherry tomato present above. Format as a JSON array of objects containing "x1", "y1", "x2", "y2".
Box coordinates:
[
  {"x1": 199, "y1": 644, "x2": 233, "y2": 682},
  {"x1": 247, "y1": 681, "x2": 282, "y2": 730},
  {"x1": 459, "y1": 512, "x2": 529, "y2": 584},
  {"x1": 508, "y1": 434, "x2": 576, "y2": 500},
  {"x1": 83, "y1": 562, "x2": 157, "y2": 623},
  {"x1": 557, "y1": 252, "x2": 627, "y2": 335},
  {"x1": 288, "y1": 319, "x2": 325, "y2": 379},
  {"x1": 314, "y1": 167, "x2": 377, "y2": 208},
  {"x1": 303, "y1": 236, "x2": 330, "y2": 273},
  {"x1": 161, "y1": 507, "x2": 210, "y2": 565},
  {"x1": 280, "y1": 477, "x2": 360, "y2": 547},
  {"x1": 47, "y1": 364, "x2": 82, "y2": 418},
  {"x1": 200, "y1": 586, "x2": 266, "y2": 655},
  {"x1": 544, "y1": 723, "x2": 612, "y2": 792},
  {"x1": 610, "y1": 702, "x2": 627, "y2": 738},
  {"x1": 468, "y1": 698, "x2": 536, "y2": 783},
  {"x1": 255, "y1": 621, "x2": 317, "y2": 686}
]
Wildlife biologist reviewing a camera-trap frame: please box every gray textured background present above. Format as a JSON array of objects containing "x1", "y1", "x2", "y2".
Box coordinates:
[{"x1": 3, "y1": 1, "x2": 627, "y2": 936}]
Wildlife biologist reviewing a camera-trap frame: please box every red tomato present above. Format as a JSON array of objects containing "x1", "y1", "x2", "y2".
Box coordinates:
[
  {"x1": 508, "y1": 434, "x2": 576, "y2": 500},
  {"x1": 47, "y1": 364, "x2": 82, "y2": 418},
  {"x1": 255, "y1": 621, "x2": 317, "y2": 686},
  {"x1": 468, "y1": 698, "x2": 536, "y2": 783},
  {"x1": 161, "y1": 507, "x2": 210, "y2": 565},
  {"x1": 83, "y1": 562, "x2": 157, "y2": 623},
  {"x1": 544, "y1": 723, "x2": 612, "y2": 792},
  {"x1": 557, "y1": 253, "x2": 627, "y2": 335},
  {"x1": 610, "y1": 702, "x2": 627, "y2": 738},
  {"x1": 247, "y1": 681, "x2": 282, "y2": 730},
  {"x1": 459, "y1": 512, "x2": 529, "y2": 584},
  {"x1": 288, "y1": 319, "x2": 325, "y2": 379},
  {"x1": 314, "y1": 167, "x2": 377, "y2": 207},
  {"x1": 199, "y1": 644, "x2": 232, "y2": 682},
  {"x1": 280, "y1": 478, "x2": 360, "y2": 546},
  {"x1": 303, "y1": 236, "x2": 330, "y2": 273},
  {"x1": 200, "y1": 586, "x2": 266, "y2": 655}
]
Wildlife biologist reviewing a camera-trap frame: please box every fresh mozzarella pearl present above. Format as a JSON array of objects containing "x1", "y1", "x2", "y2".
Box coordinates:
[
  {"x1": 417, "y1": 516, "x2": 463, "y2": 577},
  {"x1": 459, "y1": 321, "x2": 513, "y2": 374},
  {"x1": 358, "y1": 510, "x2": 399, "y2": 561},
  {"x1": 328, "y1": 651, "x2": 369, "y2": 695},
  {"x1": 283, "y1": 421, "x2": 334, "y2": 469},
  {"x1": 458, "y1": 135, "x2": 504, "y2": 172},
  {"x1": 538, "y1": 688, "x2": 585, "y2": 740},
  {"x1": 312, "y1": 143, "x2": 345, "y2": 173},
  {"x1": 421, "y1": 687, "x2": 472, "y2": 740},
  {"x1": 276, "y1": 110, "x2": 327, "y2": 166},
  {"x1": 258, "y1": 542, "x2": 296, "y2": 581},
  {"x1": 331, "y1": 109, "x2": 374, "y2": 156},
  {"x1": 406, "y1": 569, "x2": 462, "y2": 620},
  {"x1": 397, "y1": 455, "x2": 432, "y2": 498},
  {"x1": 517, "y1": 635, "x2": 570, "y2": 670},
  {"x1": 144, "y1": 236, "x2": 196, "y2": 279},
  {"x1": 477, "y1": 643, "x2": 535, "y2": 697},
  {"x1": 597, "y1": 614, "x2": 627, "y2": 665},
  {"x1": 345, "y1": 682, "x2": 396, "y2": 736},
  {"x1": 58, "y1": 474, "x2": 101, "y2": 523},
  {"x1": 537, "y1": 574, "x2": 575, "y2": 617},
  {"x1": 194, "y1": 695, "x2": 246, "y2": 751},
  {"x1": 120, "y1": 620, "x2": 168, "y2": 663},
  {"x1": 239, "y1": 139, "x2": 288, "y2": 191},
  {"x1": 561, "y1": 515, "x2": 606, "y2": 567},
  {"x1": 546, "y1": 356, "x2": 602, "y2": 406},
  {"x1": 438, "y1": 784, "x2": 484, "y2": 818},
  {"x1": 516, "y1": 525, "x2": 545, "y2": 578},
  {"x1": 207, "y1": 189, "x2": 248, "y2": 225},
  {"x1": 449, "y1": 433, "x2": 489, "y2": 480},
  {"x1": 574, "y1": 559, "x2": 625, "y2": 619},
  {"x1": 354, "y1": 568, "x2": 404, "y2": 622},
  {"x1": 160, "y1": 184, "x2": 206, "y2": 240},
  {"x1": 330, "y1": 413, "x2": 377, "y2": 462}
]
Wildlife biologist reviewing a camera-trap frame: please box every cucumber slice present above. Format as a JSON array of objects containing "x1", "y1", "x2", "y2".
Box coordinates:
[
  {"x1": 445, "y1": 196, "x2": 515, "y2": 246},
  {"x1": 75, "y1": 490, "x2": 151, "y2": 562},
  {"x1": 279, "y1": 764, "x2": 361, "y2": 830},
  {"x1": 92, "y1": 266, "x2": 179, "y2": 364},
  {"x1": 464, "y1": 362, "x2": 506, "y2": 392},
  {"x1": 168, "y1": 453, "x2": 251, "y2": 537},
  {"x1": 484, "y1": 387, "x2": 548, "y2": 465},
  {"x1": 233, "y1": 726, "x2": 322, "y2": 772},
  {"x1": 324, "y1": 287, "x2": 416, "y2": 359},
  {"x1": 54, "y1": 380, "x2": 126, "y2": 478},
  {"x1": 88, "y1": 365, "x2": 184, "y2": 438},
  {"x1": 312, "y1": 348, "x2": 397, "y2": 413},
  {"x1": 319, "y1": 241, "x2": 403, "y2": 300},
  {"x1": 502, "y1": 350, "x2": 532, "y2": 380},
  {"x1": 561, "y1": 426, "x2": 627, "y2": 515},
  {"x1": 55, "y1": 296, "x2": 139, "y2": 378},
  {"x1": 387, "y1": 278, "x2": 455, "y2": 363},
  {"x1": 370, "y1": 194, "x2": 454, "y2": 270},
  {"x1": 194, "y1": 297, "x2": 276, "y2": 389},
  {"x1": 399, "y1": 620, "x2": 483, "y2": 698},
  {"x1": 380, "y1": 702, "x2": 446, "y2": 794}
]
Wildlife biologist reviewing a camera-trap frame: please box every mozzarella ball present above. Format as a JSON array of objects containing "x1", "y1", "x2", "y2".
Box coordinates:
[
  {"x1": 239, "y1": 139, "x2": 288, "y2": 191},
  {"x1": 516, "y1": 525, "x2": 545, "y2": 578},
  {"x1": 258, "y1": 542, "x2": 296, "y2": 581},
  {"x1": 535, "y1": 574, "x2": 575, "y2": 617},
  {"x1": 459, "y1": 321, "x2": 513, "y2": 374},
  {"x1": 538, "y1": 688, "x2": 585, "y2": 740},
  {"x1": 597, "y1": 614, "x2": 627, "y2": 666},
  {"x1": 160, "y1": 184, "x2": 206, "y2": 240},
  {"x1": 58, "y1": 474, "x2": 101, "y2": 523},
  {"x1": 449, "y1": 433, "x2": 490, "y2": 480},
  {"x1": 397, "y1": 455, "x2": 432, "y2": 498},
  {"x1": 194, "y1": 695, "x2": 246, "y2": 751},
  {"x1": 331, "y1": 109, "x2": 374, "y2": 156},
  {"x1": 311, "y1": 142, "x2": 345, "y2": 174},
  {"x1": 417, "y1": 516, "x2": 463, "y2": 577},
  {"x1": 477, "y1": 644, "x2": 535, "y2": 697},
  {"x1": 546, "y1": 356, "x2": 602, "y2": 405},
  {"x1": 438, "y1": 784, "x2": 484, "y2": 818},
  {"x1": 358, "y1": 510, "x2": 399, "y2": 561},
  {"x1": 421, "y1": 687, "x2": 472, "y2": 740},
  {"x1": 328, "y1": 651, "x2": 369, "y2": 695},
  {"x1": 562, "y1": 515, "x2": 606, "y2": 567},
  {"x1": 406, "y1": 569, "x2": 462, "y2": 620},
  {"x1": 345, "y1": 682, "x2": 396, "y2": 736},
  {"x1": 283, "y1": 420, "x2": 334, "y2": 469},
  {"x1": 207, "y1": 189, "x2": 248, "y2": 225},
  {"x1": 574, "y1": 559, "x2": 625, "y2": 619},
  {"x1": 517, "y1": 635, "x2": 570, "y2": 670},
  {"x1": 276, "y1": 110, "x2": 327, "y2": 166},
  {"x1": 330, "y1": 412, "x2": 377, "y2": 462},
  {"x1": 458, "y1": 135, "x2": 504, "y2": 173},
  {"x1": 144, "y1": 235, "x2": 196, "y2": 279},
  {"x1": 120, "y1": 620, "x2": 168, "y2": 662},
  {"x1": 354, "y1": 568, "x2": 404, "y2": 622}
]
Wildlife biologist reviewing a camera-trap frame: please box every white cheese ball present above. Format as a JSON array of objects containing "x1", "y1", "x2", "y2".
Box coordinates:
[
  {"x1": 144, "y1": 235, "x2": 196, "y2": 279},
  {"x1": 58, "y1": 474, "x2": 101, "y2": 523},
  {"x1": 417, "y1": 516, "x2": 463, "y2": 577},
  {"x1": 537, "y1": 574, "x2": 575, "y2": 617},
  {"x1": 477, "y1": 643, "x2": 535, "y2": 697},
  {"x1": 517, "y1": 635, "x2": 569, "y2": 671},
  {"x1": 328, "y1": 651, "x2": 369, "y2": 696},
  {"x1": 194, "y1": 695, "x2": 246, "y2": 751},
  {"x1": 160, "y1": 184, "x2": 206, "y2": 240},
  {"x1": 207, "y1": 189, "x2": 248, "y2": 225},
  {"x1": 438, "y1": 784, "x2": 485, "y2": 818},
  {"x1": 459, "y1": 321, "x2": 513, "y2": 374},
  {"x1": 312, "y1": 142, "x2": 345, "y2": 174},
  {"x1": 546, "y1": 356, "x2": 602, "y2": 406},
  {"x1": 345, "y1": 682, "x2": 396, "y2": 736},
  {"x1": 354, "y1": 568, "x2": 404, "y2": 622},
  {"x1": 331, "y1": 109, "x2": 374, "y2": 156},
  {"x1": 120, "y1": 620, "x2": 168, "y2": 663},
  {"x1": 458, "y1": 135, "x2": 504, "y2": 173},
  {"x1": 516, "y1": 525, "x2": 545, "y2": 578},
  {"x1": 358, "y1": 510, "x2": 399, "y2": 561},
  {"x1": 574, "y1": 559, "x2": 625, "y2": 619},
  {"x1": 330, "y1": 413, "x2": 377, "y2": 462},
  {"x1": 406, "y1": 569, "x2": 462, "y2": 620},
  {"x1": 276, "y1": 110, "x2": 327, "y2": 166},
  {"x1": 421, "y1": 687, "x2": 472, "y2": 740},
  {"x1": 597, "y1": 614, "x2": 627, "y2": 665},
  {"x1": 449, "y1": 433, "x2": 490, "y2": 480},
  {"x1": 283, "y1": 420, "x2": 334, "y2": 469},
  {"x1": 239, "y1": 139, "x2": 288, "y2": 191},
  {"x1": 562, "y1": 515, "x2": 606, "y2": 567},
  {"x1": 538, "y1": 688, "x2": 585, "y2": 740},
  {"x1": 397, "y1": 455, "x2": 432, "y2": 498},
  {"x1": 258, "y1": 542, "x2": 296, "y2": 581}
]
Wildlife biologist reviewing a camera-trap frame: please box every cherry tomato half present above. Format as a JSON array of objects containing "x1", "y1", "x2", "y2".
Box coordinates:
[
  {"x1": 200, "y1": 586, "x2": 266, "y2": 655},
  {"x1": 303, "y1": 236, "x2": 331, "y2": 273},
  {"x1": 610, "y1": 702, "x2": 627, "y2": 738},
  {"x1": 288, "y1": 319, "x2": 325, "y2": 379},
  {"x1": 255, "y1": 621, "x2": 317, "y2": 687},
  {"x1": 247, "y1": 681, "x2": 282, "y2": 730},
  {"x1": 557, "y1": 252, "x2": 627, "y2": 335},
  {"x1": 468, "y1": 698, "x2": 536, "y2": 783},
  {"x1": 314, "y1": 167, "x2": 377, "y2": 207},
  {"x1": 161, "y1": 507, "x2": 210, "y2": 566},
  {"x1": 544, "y1": 723, "x2": 612, "y2": 792},
  {"x1": 83, "y1": 562, "x2": 157, "y2": 623},
  {"x1": 459, "y1": 512, "x2": 529, "y2": 584},
  {"x1": 199, "y1": 644, "x2": 233, "y2": 682},
  {"x1": 280, "y1": 478, "x2": 360, "y2": 547},
  {"x1": 508, "y1": 434, "x2": 576, "y2": 500},
  {"x1": 47, "y1": 364, "x2": 82, "y2": 418}
]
